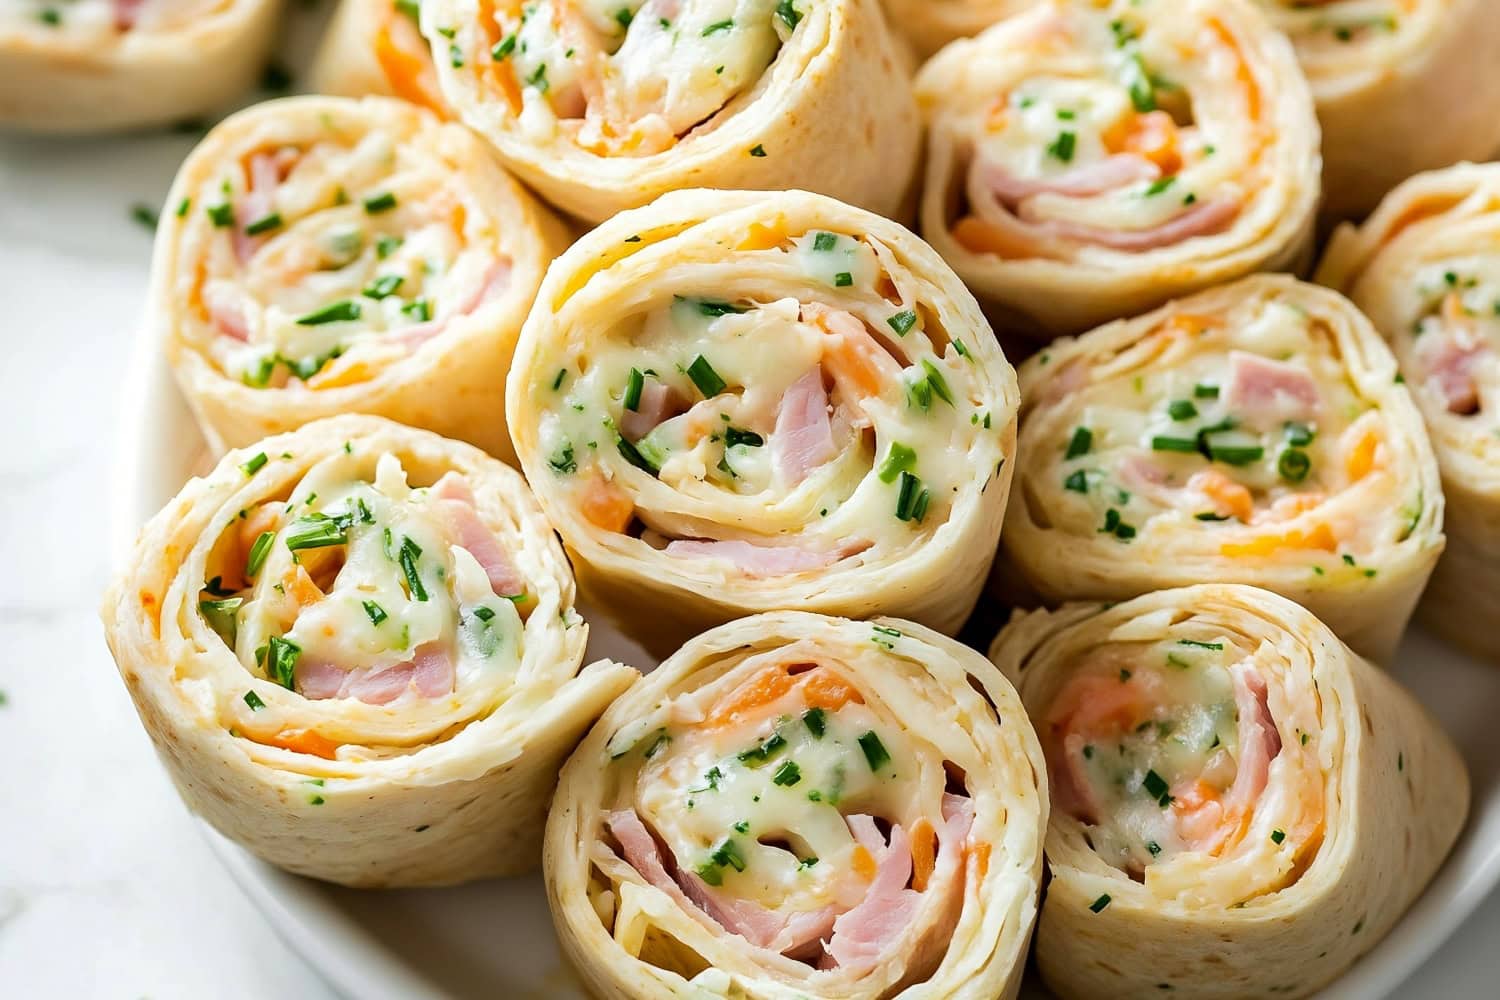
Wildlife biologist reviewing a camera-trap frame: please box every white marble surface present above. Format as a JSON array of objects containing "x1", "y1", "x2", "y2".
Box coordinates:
[{"x1": 1, "y1": 23, "x2": 1498, "y2": 1000}]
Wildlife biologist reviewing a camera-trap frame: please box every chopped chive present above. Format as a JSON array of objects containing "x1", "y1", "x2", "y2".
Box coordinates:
[
  {"x1": 245, "y1": 531, "x2": 276, "y2": 577},
  {"x1": 207, "y1": 203, "x2": 234, "y2": 227},
  {"x1": 887, "y1": 309, "x2": 918, "y2": 335},
  {"x1": 772, "y1": 760, "x2": 802, "y2": 786},
  {"x1": 724, "y1": 426, "x2": 764, "y2": 449},
  {"x1": 1142, "y1": 769, "x2": 1172, "y2": 806},
  {"x1": 492, "y1": 34, "x2": 517, "y2": 59},
  {"x1": 296, "y1": 300, "x2": 362, "y2": 325},
  {"x1": 833, "y1": 271, "x2": 853, "y2": 287},
  {"x1": 623, "y1": 368, "x2": 645, "y2": 411},
  {"x1": 1208, "y1": 443, "x2": 1264, "y2": 465},
  {"x1": 953, "y1": 338, "x2": 970, "y2": 359},
  {"x1": 1090, "y1": 893, "x2": 1112, "y2": 913},
  {"x1": 1177, "y1": 639, "x2": 1223, "y2": 650},
  {"x1": 1047, "y1": 131, "x2": 1077, "y2": 162},
  {"x1": 749, "y1": 144, "x2": 767, "y2": 157},
  {"x1": 616, "y1": 432, "x2": 660, "y2": 474},
  {"x1": 284, "y1": 515, "x2": 349, "y2": 551},
  {"x1": 175, "y1": 197, "x2": 191, "y2": 218},
  {"x1": 1064, "y1": 469, "x2": 1089, "y2": 493},
  {"x1": 401, "y1": 299, "x2": 432, "y2": 322},
  {"x1": 1284, "y1": 422, "x2": 1316, "y2": 447},
  {"x1": 695, "y1": 299, "x2": 746, "y2": 317},
  {"x1": 738, "y1": 731, "x2": 788, "y2": 766},
  {"x1": 399, "y1": 536, "x2": 428, "y2": 601},
  {"x1": 1271, "y1": 829, "x2": 1286, "y2": 845},
  {"x1": 1144, "y1": 176, "x2": 1176, "y2": 197},
  {"x1": 812, "y1": 231, "x2": 838, "y2": 252},
  {"x1": 245, "y1": 213, "x2": 282, "y2": 236},
  {"x1": 1151, "y1": 435, "x2": 1198, "y2": 453},
  {"x1": 363, "y1": 192, "x2": 398, "y2": 214},
  {"x1": 243, "y1": 690, "x2": 265, "y2": 711},
  {"x1": 920, "y1": 360, "x2": 954, "y2": 405},
  {"x1": 1278, "y1": 448, "x2": 1311, "y2": 482},
  {"x1": 240, "y1": 451, "x2": 268, "y2": 476},
  {"x1": 362, "y1": 600, "x2": 388, "y2": 626},
  {"x1": 1167, "y1": 399, "x2": 1197, "y2": 421},
  {"x1": 775, "y1": 0, "x2": 802, "y2": 30},
  {"x1": 894, "y1": 471, "x2": 926, "y2": 521},
  {"x1": 266, "y1": 635, "x2": 300, "y2": 689},
  {"x1": 695, "y1": 862, "x2": 724, "y2": 886},
  {"x1": 858, "y1": 731, "x2": 890, "y2": 771},
  {"x1": 686, "y1": 355, "x2": 727, "y2": 397},
  {"x1": 702, "y1": 18, "x2": 734, "y2": 35},
  {"x1": 1194, "y1": 382, "x2": 1220, "y2": 399},
  {"x1": 376, "y1": 234, "x2": 403, "y2": 258},
  {"x1": 1065, "y1": 426, "x2": 1092, "y2": 459},
  {"x1": 199, "y1": 598, "x2": 242, "y2": 645},
  {"x1": 363, "y1": 274, "x2": 404, "y2": 300},
  {"x1": 711, "y1": 838, "x2": 746, "y2": 872},
  {"x1": 803, "y1": 707, "x2": 826, "y2": 738},
  {"x1": 548, "y1": 441, "x2": 577, "y2": 475},
  {"x1": 552, "y1": 368, "x2": 567, "y2": 391}
]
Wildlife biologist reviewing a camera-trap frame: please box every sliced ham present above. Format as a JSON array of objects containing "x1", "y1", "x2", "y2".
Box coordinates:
[
  {"x1": 825, "y1": 818, "x2": 922, "y2": 971},
  {"x1": 1222, "y1": 350, "x2": 1321, "y2": 426},
  {"x1": 432, "y1": 472, "x2": 525, "y2": 597},
  {"x1": 294, "y1": 642, "x2": 454, "y2": 704},
  {"x1": 113, "y1": 0, "x2": 145, "y2": 29},
  {"x1": 1415, "y1": 328, "x2": 1486, "y2": 415},
  {"x1": 605, "y1": 809, "x2": 833, "y2": 956},
  {"x1": 231, "y1": 151, "x2": 292, "y2": 264},
  {"x1": 772, "y1": 368, "x2": 837, "y2": 486},
  {"x1": 1222, "y1": 662, "x2": 1281, "y2": 815},
  {"x1": 984, "y1": 154, "x2": 1161, "y2": 204},
  {"x1": 620, "y1": 379, "x2": 688, "y2": 442},
  {"x1": 663, "y1": 538, "x2": 868, "y2": 577},
  {"x1": 204, "y1": 282, "x2": 249, "y2": 341},
  {"x1": 1018, "y1": 194, "x2": 1240, "y2": 251}
]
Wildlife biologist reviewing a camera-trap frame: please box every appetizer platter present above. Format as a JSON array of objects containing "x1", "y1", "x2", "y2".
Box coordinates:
[{"x1": 39, "y1": 0, "x2": 1500, "y2": 996}]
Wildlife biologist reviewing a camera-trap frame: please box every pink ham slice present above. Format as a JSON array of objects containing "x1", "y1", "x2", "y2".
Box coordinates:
[
  {"x1": 431, "y1": 472, "x2": 525, "y2": 598},
  {"x1": 1415, "y1": 329, "x2": 1487, "y2": 414},
  {"x1": 1222, "y1": 350, "x2": 1321, "y2": 426},
  {"x1": 204, "y1": 283, "x2": 250, "y2": 342},
  {"x1": 1222, "y1": 662, "x2": 1281, "y2": 815},
  {"x1": 825, "y1": 817, "x2": 922, "y2": 971},
  {"x1": 772, "y1": 368, "x2": 837, "y2": 486},
  {"x1": 295, "y1": 642, "x2": 455, "y2": 704},
  {"x1": 621, "y1": 379, "x2": 689, "y2": 442},
  {"x1": 663, "y1": 538, "x2": 868, "y2": 576},
  {"x1": 984, "y1": 154, "x2": 1161, "y2": 204},
  {"x1": 605, "y1": 810, "x2": 834, "y2": 956},
  {"x1": 231, "y1": 150, "x2": 295, "y2": 264},
  {"x1": 113, "y1": 0, "x2": 145, "y2": 29},
  {"x1": 1017, "y1": 194, "x2": 1241, "y2": 252}
]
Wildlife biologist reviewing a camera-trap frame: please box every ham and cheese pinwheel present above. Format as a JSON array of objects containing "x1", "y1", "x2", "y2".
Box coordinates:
[
  {"x1": 546, "y1": 611, "x2": 1047, "y2": 999},
  {"x1": 881, "y1": 0, "x2": 1035, "y2": 58},
  {"x1": 416, "y1": 0, "x2": 920, "y2": 224},
  {"x1": 1319, "y1": 163, "x2": 1500, "y2": 662},
  {"x1": 311, "y1": 0, "x2": 450, "y2": 115},
  {"x1": 0, "y1": 0, "x2": 281, "y2": 132},
  {"x1": 153, "y1": 95, "x2": 571, "y2": 463},
  {"x1": 99, "y1": 415, "x2": 635, "y2": 887},
  {"x1": 914, "y1": 0, "x2": 1320, "y2": 338},
  {"x1": 508, "y1": 188, "x2": 1019, "y2": 655},
  {"x1": 999, "y1": 275, "x2": 1444, "y2": 663},
  {"x1": 991, "y1": 585, "x2": 1468, "y2": 999},
  {"x1": 1251, "y1": 1, "x2": 1500, "y2": 221}
]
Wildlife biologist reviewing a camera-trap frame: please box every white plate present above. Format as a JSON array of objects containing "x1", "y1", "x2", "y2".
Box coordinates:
[{"x1": 112, "y1": 294, "x2": 1500, "y2": 998}]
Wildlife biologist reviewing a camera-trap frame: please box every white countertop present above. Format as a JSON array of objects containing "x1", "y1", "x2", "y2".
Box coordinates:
[{"x1": 2, "y1": 55, "x2": 1498, "y2": 1000}]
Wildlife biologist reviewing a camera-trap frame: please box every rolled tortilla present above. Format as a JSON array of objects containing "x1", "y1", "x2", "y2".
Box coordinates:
[
  {"x1": 547, "y1": 611, "x2": 1047, "y2": 999},
  {"x1": 0, "y1": 0, "x2": 282, "y2": 132},
  {"x1": 1319, "y1": 163, "x2": 1500, "y2": 662},
  {"x1": 914, "y1": 0, "x2": 1320, "y2": 338},
  {"x1": 310, "y1": 0, "x2": 450, "y2": 115},
  {"x1": 99, "y1": 414, "x2": 636, "y2": 887},
  {"x1": 416, "y1": 0, "x2": 921, "y2": 224},
  {"x1": 880, "y1": 0, "x2": 1035, "y2": 59},
  {"x1": 989, "y1": 584, "x2": 1468, "y2": 999},
  {"x1": 153, "y1": 94, "x2": 571, "y2": 464},
  {"x1": 1250, "y1": 0, "x2": 1500, "y2": 222},
  {"x1": 998, "y1": 274, "x2": 1444, "y2": 663},
  {"x1": 508, "y1": 187, "x2": 1019, "y2": 656}
]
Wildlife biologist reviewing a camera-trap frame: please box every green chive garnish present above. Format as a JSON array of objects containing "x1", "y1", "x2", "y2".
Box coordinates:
[
  {"x1": 245, "y1": 531, "x2": 275, "y2": 577},
  {"x1": 623, "y1": 368, "x2": 645, "y2": 411},
  {"x1": 362, "y1": 600, "x2": 387, "y2": 626},
  {"x1": 858, "y1": 731, "x2": 890, "y2": 771},
  {"x1": 1065, "y1": 426, "x2": 1093, "y2": 459},
  {"x1": 363, "y1": 191, "x2": 398, "y2": 214},
  {"x1": 296, "y1": 300, "x2": 362, "y2": 325},
  {"x1": 686, "y1": 355, "x2": 727, "y2": 397}
]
